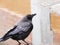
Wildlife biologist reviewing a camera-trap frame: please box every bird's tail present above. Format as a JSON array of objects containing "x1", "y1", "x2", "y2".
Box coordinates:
[
  {"x1": 0, "y1": 38, "x2": 4, "y2": 42},
  {"x1": 0, "y1": 36, "x2": 10, "y2": 42}
]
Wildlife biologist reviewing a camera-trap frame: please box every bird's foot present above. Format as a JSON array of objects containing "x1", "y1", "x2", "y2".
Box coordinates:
[
  {"x1": 27, "y1": 43, "x2": 29, "y2": 45},
  {"x1": 25, "y1": 43, "x2": 29, "y2": 45},
  {"x1": 18, "y1": 43, "x2": 21, "y2": 45}
]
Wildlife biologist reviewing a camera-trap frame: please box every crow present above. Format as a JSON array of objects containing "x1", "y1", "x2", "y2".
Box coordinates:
[{"x1": 0, "y1": 14, "x2": 36, "y2": 45}]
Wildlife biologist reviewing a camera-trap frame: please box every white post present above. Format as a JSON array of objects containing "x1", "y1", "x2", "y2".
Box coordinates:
[
  {"x1": 31, "y1": 0, "x2": 53, "y2": 45},
  {"x1": 40, "y1": 6, "x2": 53, "y2": 45},
  {"x1": 31, "y1": 0, "x2": 42, "y2": 45},
  {"x1": 32, "y1": 8, "x2": 41, "y2": 45}
]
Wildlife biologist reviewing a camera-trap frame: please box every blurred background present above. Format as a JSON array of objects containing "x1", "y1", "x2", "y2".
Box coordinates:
[{"x1": 0, "y1": 0, "x2": 60, "y2": 45}]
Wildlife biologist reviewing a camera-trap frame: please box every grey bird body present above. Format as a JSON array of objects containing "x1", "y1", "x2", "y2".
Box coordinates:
[{"x1": 0, "y1": 14, "x2": 36, "y2": 45}]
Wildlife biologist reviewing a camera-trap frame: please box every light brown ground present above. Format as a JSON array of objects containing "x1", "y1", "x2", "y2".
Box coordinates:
[{"x1": 51, "y1": 12, "x2": 60, "y2": 45}]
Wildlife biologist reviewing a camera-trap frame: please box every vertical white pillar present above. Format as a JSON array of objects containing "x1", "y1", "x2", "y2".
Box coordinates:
[
  {"x1": 31, "y1": 0, "x2": 42, "y2": 45},
  {"x1": 31, "y1": 0, "x2": 53, "y2": 45},
  {"x1": 40, "y1": 6, "x2": 53, "y2": 45}
]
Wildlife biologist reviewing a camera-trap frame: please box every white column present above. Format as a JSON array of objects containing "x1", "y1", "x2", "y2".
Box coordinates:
[
  {"x1": 31, "y1": 0, "x2": 53, "y2": 45},
  {"x1": 31, "y1": 0, "x2": 42, "y2": 45},
  {"x1": 40, "y1": 6, "x2": 53, "y2": 45}
]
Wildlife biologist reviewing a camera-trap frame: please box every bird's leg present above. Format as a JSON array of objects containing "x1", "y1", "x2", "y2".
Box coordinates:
[
  {"x1": 22, "y1": 40, "x2": 29, "y2": 45},
  {"x1": 17, "y1": 40, "x2": 21, "y2": 45}
]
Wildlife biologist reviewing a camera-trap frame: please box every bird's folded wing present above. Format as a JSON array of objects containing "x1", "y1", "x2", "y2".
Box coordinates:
[
  {"x1": 8, "y1": 26, "x2": 31, "y2": 35},
  {"x1": 7, "y1": 25, "x2": 31, "y2": 35}
]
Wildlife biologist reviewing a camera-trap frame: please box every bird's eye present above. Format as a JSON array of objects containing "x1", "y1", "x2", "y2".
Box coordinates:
[{"x1": 27, "y1": 15, "x2": 32, "y2": 20}]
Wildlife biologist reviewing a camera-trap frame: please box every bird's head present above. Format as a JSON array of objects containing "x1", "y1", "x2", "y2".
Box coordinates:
[
  {"x1": 22, "y1": 14, "x2": 36, "y2": 22},
  {"x1": 26, "y1": 14, "x2": 36, "y2": 20}
]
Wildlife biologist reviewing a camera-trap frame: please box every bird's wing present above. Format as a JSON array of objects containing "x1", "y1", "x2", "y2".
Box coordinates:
[
  {"x1": 4, "y1": 22, "x2": 32, "y2": 36},
  {"x1": 3, "y1": 25, "x2": 17, "y2": 38},
  {"x1": 9, "y1": 22, "x2": 32, "y2": 35}
]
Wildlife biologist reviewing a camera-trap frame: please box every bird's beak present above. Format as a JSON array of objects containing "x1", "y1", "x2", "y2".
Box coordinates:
[{"x1": 32, "y1": 13, "x2": 36, "y2": 17}]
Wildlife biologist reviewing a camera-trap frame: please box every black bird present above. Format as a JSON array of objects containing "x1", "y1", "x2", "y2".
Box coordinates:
[{"x1": 0, "y1": 14, "x2": 36, "y2": 45}]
